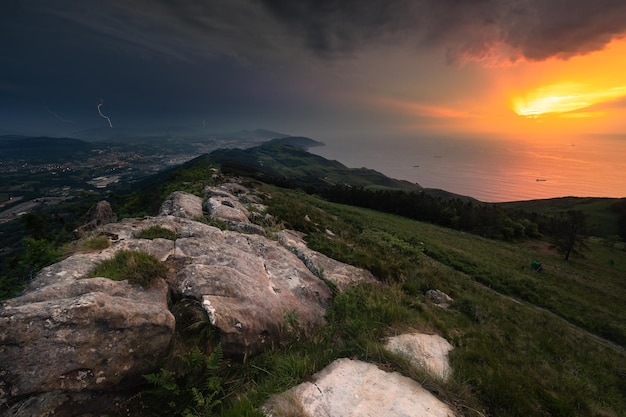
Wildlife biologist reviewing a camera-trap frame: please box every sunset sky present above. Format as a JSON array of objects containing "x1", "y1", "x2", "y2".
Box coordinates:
[{"x1": 2, "y1": 0, "x2": 626, "y2": 139}]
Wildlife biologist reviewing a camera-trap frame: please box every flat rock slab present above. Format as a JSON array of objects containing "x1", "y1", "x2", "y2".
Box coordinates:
[
  {"x1": 264, "y1": 358, "x2": 455, "y2": 417},
  {"x1": 159, "y1": 191, "x2": 204, "y2": 219},
  {"x1": 277, "y1": 230, "x2": 376, "y2": 291},
  {"x1": 385, "y1": 333, "x2": 453, "y2": 380}
]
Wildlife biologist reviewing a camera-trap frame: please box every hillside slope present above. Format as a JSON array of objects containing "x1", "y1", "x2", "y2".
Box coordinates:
[{"x1": 208, "y1": 142, "x2": 423, "y2": 191}]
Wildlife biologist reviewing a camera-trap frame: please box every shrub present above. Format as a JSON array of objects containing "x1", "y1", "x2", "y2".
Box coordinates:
[
  {"x1": 19, "y1": 237, "x2": 61, "y2": 277},
  {"x1": 81, "y1": 235, "x2": 111, "y2": 250},
  {"x1": 137, "y1": 225, "x2": 178, "y2": 240},
  {"x1": 143, "y1": 346, "x2": 224, "y2": 417},
  {"x1": 88, "y1": 250, "x2": 167, "y2": 288}
]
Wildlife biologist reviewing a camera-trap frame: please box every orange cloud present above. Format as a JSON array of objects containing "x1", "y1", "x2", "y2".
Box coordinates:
[
  {"x1": 372, "y1": 97, "x2": 476, "y2": 119},
  {"x1": 512, "y1": 83, "x2": 626, "y2": 118}
]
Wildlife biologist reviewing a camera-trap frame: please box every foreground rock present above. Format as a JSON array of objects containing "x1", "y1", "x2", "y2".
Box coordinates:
[
  {"x1": 158, "y1": 191, "x2": 204, "y2": 219},
  {"x1": 385, "y1": 333, "x2": 454, "y2": 380},
  {"x1": 0, "y1": 188, "x2": 376, "y2": 413},
  {"x1": 73, "y1": 200, "x2": 117, "y2": 237},
  {"x1": 173, "y1": 224, "x2": 333, "y2": 354},
  {"x1": 263, "y1": 358, "x2": 455, "y2": 417},
  {"x1": 0, "y1": 259, "x2": 174, "y2": 404},
  {"x1": 277, "y1": 230, "x2": 377, "y2": 291}
]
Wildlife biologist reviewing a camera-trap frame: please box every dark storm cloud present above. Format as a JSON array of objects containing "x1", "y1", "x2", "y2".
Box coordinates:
[
  {"x1": 9, "y1": 1, "x2": 626, "y2": 65},
  {"x1": 3, "y1": 0, "x2": 626, "y2": 133},
  {"x1": 259, "y1": 0, "x2": 626, "y2": 62}
]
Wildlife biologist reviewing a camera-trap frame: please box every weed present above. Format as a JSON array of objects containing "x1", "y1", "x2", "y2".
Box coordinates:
[
  {"x1": 143, "y1": 346, "x2": 224, "y2": 417},
  {"x1": 196, "y1": 215, "x2": 229, "y2": 231},
  {"x1": 64, "y1": 234, "x2": 111, "y2": 255},
  {"x1": 137, "y1": 225, "x2": 178, "y2": 240},
  {"x1": 88, "y1": 250, "x2": 167, "y2": 288}
]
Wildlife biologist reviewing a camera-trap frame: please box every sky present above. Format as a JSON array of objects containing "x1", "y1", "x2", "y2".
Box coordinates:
[{"x1": 2, "y1": 0, "x2": 626, "y2": 139}]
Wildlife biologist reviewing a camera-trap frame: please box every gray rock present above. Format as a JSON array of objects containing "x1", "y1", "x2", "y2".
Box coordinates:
[
  {"x1": 385, "y1": 333, "x2": 454, "y2": 380},
  {"x1": 0, "y1": 276, "x2": 174, "y2": 404},
  {"x1": 203, "y1": 186, "x2": 252, "y2": 223},
  {"x1": 74, "y1": 201, "x2": 117, "y2": 238},
  {"x1": 426, "y1": 289, "x2": 454, "y2": 307},
  {"x1": 159, "y1": 191, "x2": 204, "y2": 219},
  {"x1": 263, "y1": 358, "x2": 455, "y2": 417},
  {"x1": 277, "y1": 230, "x2": 376, "y2": 291},
  {"x1": 175, "y1": 232, "x2": 332, "y2": 355},
  {"x1": 228, "y1": 221, "x2": 267, "y2": 236},
  {"x1": 0, "y1": 187, "x2": 379, "y2": 414}
]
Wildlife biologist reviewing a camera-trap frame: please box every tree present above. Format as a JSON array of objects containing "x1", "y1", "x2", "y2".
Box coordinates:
[{"x1": 552, "y1": 210, "x2": 589, "y2": 261}]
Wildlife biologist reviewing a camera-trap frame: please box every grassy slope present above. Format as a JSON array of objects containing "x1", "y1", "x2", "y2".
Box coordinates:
[
  {"x1": 228, "y1": 184, "x2": 626, "y2": 417},
  {"x1": 15, "y1": 150, "x2": 621, "y2": 416},
  {"x1": 501, "y1": 197, "x2": 624, "y2": 238},
  {"x1": 113, "y1": 161, "x2": 625, "y2": 416},
  {"x1": 209, "y1": 143, "x2": 423, "y2": 192}
]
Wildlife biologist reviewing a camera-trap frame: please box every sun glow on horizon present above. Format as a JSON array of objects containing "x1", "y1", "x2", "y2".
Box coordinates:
[
  {"x1": 512, "y1": 83, "x2": 626, "y2": 118},
  {"x1": 499, "y1": 38, "x2": 626, "y2": 133}
]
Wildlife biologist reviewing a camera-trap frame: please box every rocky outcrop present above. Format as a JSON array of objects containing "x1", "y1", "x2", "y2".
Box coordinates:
[
  {"x1": 277, "y1": 230, "x2": 377, "y2": 291},
  {"x1": 264, "y1": 332, "x2": 456, "y2": 417},
  {"x1": 158, "y1": 191, "x2": 204, "y2": 219},
  {"x1": 263, "y1": 358, "x2": 455, "y2": 417},
  {"x1": 0, "y1": 187, "x2": 376, "y2": 413},
  {"x1": 73, "y1": 200, "x2": 117, "y2": 237},
  {"x1": 0, "y1": 259, "x2": 174, "y2": 403},
  {"x1": 204, "y1": 185, "x2": 251, "y2": 223},
  {"x1": 173, "y1": 222, "x2": 333, "y2": 354}
]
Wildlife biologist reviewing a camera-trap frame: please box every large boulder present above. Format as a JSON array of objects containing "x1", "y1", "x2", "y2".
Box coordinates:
[
  {"x1": 263, "y1": 358, "x2": 456, "y2": 417},
  {"x1": 0, "y1": 257, "x2": 174, "y2": 405},
  {"x1": 203, "y1": 186, "x2": 251, "y2": 223},
  {"x1": 277, "y1": 230, "x2": 377, "y2": 291},
  {"x1": 174, "y1": 229, "x2": 333, "y2": 355},
  {"x1": 74, "y1": 200, "x2": 117, "y2": 237},
  {"x1": 158, "y1": 191, "x2": 204, "y2": 219}
]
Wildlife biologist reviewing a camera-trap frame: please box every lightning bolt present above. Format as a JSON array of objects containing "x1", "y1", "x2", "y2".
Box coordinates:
[{"x1": 97, "y1": 99, "x2": 113, "y2": 128}]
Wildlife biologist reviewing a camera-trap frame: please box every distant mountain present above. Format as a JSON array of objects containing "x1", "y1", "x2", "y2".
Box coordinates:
[
  {"x1": 227, "y1": 128, "x2": 290, "y2": 140},
  {"x1": 73, "y1": 126, "x2": 195, "y2": 142},
  {"x1": 208, "y1": 142, "x2": 422, "y2": 192},
  {"x1": 265, "y1": 136, "x2": 325, "y2": 149},
  {"x1": 72, "y1": 126, "x2": 291, "y2": 146}
]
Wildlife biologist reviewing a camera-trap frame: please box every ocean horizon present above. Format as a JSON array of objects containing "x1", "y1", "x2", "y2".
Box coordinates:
[{"x1": 311, "y1": 132, "x2": 626, "y2": 203}]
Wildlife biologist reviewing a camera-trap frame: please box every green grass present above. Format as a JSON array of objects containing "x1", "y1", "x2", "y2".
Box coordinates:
[
  {"x1": 137, "y1": 225, "x2": 178, "y2": 240},
  {"x1": 501, "y1": 197, "x2": 623, "y2": 238},
  {"x1": 88, "y1": 250, "x2": 167, "y2": 288},
  {"x1": 109, "y1": 183, "x2": 626, "y2": 417},
  {"x1": 63, "y1": 235, "x2": 111, "y2": 255},
  {"x1": 235, "y1": 185, "x2": 626, "y2": 417}
]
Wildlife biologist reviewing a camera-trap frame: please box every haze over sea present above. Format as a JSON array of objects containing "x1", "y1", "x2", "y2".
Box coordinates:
[{"x1": 312, "y1": 132, "x2": 626, "y2": 203}]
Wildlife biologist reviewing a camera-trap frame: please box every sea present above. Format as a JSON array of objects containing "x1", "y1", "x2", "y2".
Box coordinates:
[{"x1": 310, "y1": 132, "x2": 626, "y2": 203}]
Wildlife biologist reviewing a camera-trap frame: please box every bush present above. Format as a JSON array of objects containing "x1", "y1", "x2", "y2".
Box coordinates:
[
  {"x1": 88, "y1": 250, "x2": 167, "y2": 288},
  {"x1": 64, "y1": 235, "x2": 111, "y2": 255},
  {"x1": 138, "y1": 225, "x2": 178, "y2": 240},
  {"x1": 19, "y1": 237, "x2": 61, "y2": 277},
  {"x1": 143, "y1": 346, "x2": 224, "y2": 417},
  {"x1": 82, "y1": 235, "x2": 111, "y2": 250}
]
